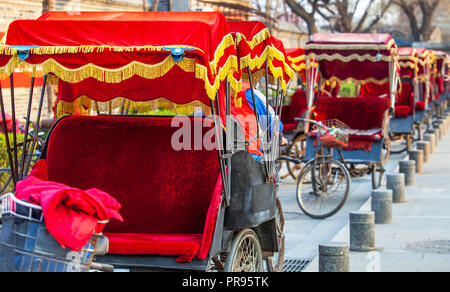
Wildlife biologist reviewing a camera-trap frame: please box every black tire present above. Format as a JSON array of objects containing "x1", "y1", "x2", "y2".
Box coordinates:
[
  {"x1": 264, "y1": 197, "x2": 285, "y2": 272},
  {"x1": 224, "y1": 229, "x2": 264, "y2": 272},
  {"x1": 286, "y1": 134, "x2": 306, "y2": 180},
  {"x1": 296, "y1": 159, "x2": 350, "y2": 219}
]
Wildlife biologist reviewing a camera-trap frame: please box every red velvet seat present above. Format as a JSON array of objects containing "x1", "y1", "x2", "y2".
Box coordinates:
[
  {"x1": 281, "y1": 90, "x2": 307, "y2": 132},
  {"x1": 313, "y1": 97, "x2": 390, "y2": 151},
  {"x1": 45, "y1": 115, "x2": 222, "y2": 262},
  {"x1": 395, "y1": 82, "x2": 414, "y2": 118}
]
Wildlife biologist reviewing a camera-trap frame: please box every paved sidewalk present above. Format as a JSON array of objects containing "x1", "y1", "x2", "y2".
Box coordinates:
[
  {"x1": 278, "y1": 146, "x2": 407, "y2": 263},
  {"x1": 305, "y1": 130, "x2": 450, "y2": 272}
]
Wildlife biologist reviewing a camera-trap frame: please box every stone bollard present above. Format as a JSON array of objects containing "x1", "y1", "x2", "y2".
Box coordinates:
[
  {"x1": 319, "y1": 242, "x2": 349, "y2": 272},
  {"x1": 371, "y1": 189, "x2": 393, "y2": 224},
  {"x1": 409, "y1": 150, "x2": 424, "y2": 173},
  {"x1": 439, "y1": 120, "x2": 447, "y2": 135},
  {"x1": 427, "y1": 129, "x2": 438, "y2": 147},
  {"x1": 424, "y1": 134, "x2": 436, "y2": 154},
  {"x1": 416, "y1": 141, "x2": 430, "y2": 163},
  {"x1": 436, "y1": 126, "x2": 443, "y2": 141},
  {"x1": 399, "y1": 160, "x2": 416, "y2": 186},
  {"x1": 439, "y1": 122, "x2": 445, "y2": 137},
  {"x1": 350, "y1": 211, "x2": 375, "y2": 252},
  {"x1": 386, "y1": 174, "x2": 406, "y2": 203}
]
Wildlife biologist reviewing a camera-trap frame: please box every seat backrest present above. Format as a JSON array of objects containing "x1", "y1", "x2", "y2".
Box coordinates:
[
  {"x1": 314, "y1": 97, "x2": 390, "y2": 130},
  {"x1": 397, "y1": 82, "x2": 414, "y2": 109},
  {"x1": 286, "y1": 90, "x2": 308, "y2": 124},
  {"x1": 45, "y1": 115, "x2": 220, "y2": 235}
]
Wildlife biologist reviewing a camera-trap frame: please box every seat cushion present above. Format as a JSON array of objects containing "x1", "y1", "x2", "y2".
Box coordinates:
[
  {"x1": 416, "y1": 101, "x2": 425, "y2": 110},
  {"x1": 105, "y1": 233, "x2": 203, "y2": 262},
  {"x1": 395, "y1": 105, "x2": 411, "y2": 118}
]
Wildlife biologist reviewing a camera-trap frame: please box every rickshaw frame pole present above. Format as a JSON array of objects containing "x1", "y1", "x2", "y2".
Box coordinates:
[
  {"x1": 247, "y1": 66, "x2": 270, "y2": 180},
  {"x1": 19, "y1": 76, "x2": 35, "y2": 180},
  {"x1": 265, "y1": 61, "x2": 270, "y2": 143},
  {"x1": 24, "y1": 75, "x2": 47, "y2": 176},
  {"x1": 9, "y1": 74, "x2": 19, "y2": 185},
  {"x1": 225, "y1": 77, "x2": 232, "y2": 202},
  {"x1": 211, "y1": 96, "x2": 230, "y2": 205},
  {"x1": 0, "y1": 82, "x2": 17, "y2": 187}
]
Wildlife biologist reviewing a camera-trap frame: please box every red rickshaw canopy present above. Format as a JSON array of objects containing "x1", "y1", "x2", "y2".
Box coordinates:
[
  {"x1": 228, "y1": 21, "x2": 294, "y2": 94},
  {"x1": 286, "y1": 48, "x2": 306, "y2": 80},
  {"x1": 1, "y1": 11, "x2": 239, "y2": 114},
  {"x1": 305, "y1": 33, "x2": 399, "y2": 86},
  {"x1": 416, "y1": 48, "x2": 433, "y2": 80},
  {"x1": 398, "y1": 47, "x2": 418, "y2": 79}
]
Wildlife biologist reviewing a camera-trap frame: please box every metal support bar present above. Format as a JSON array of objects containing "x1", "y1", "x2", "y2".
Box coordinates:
[
  {"x1": 0, "y1": 82, "x2": 17, "y2": 187},
  {"x1": 210, "y1": 97, "x2": 230, "y2": 206},
  {"x1": 9, "y1": 74, "x2": 19, "y2": 185},
  {"x1": 19, "y1": 77, "x2": 35, "y2": 179},
  {"x1": 24, "y1": 75, "x2": 47, "y2": 176}
]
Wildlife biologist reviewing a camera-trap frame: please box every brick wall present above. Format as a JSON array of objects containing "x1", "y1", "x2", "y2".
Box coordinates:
[
  {"x1": 0, "y1": 0, "x2": 144, "y2": 121},
  {"x1": 0, "y1": 0, "x2": 144, "y2": 32}
]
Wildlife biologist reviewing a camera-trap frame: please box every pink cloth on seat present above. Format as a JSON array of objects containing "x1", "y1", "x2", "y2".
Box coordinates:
[{"x1": 16, "y1": 160, "x2": 123, "y2": 251}]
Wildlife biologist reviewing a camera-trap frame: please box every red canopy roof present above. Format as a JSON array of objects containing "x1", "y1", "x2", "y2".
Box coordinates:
[
  {"x1": 228, "y1": 21, "x2": 293, "y2": 93},
  {"x1": 286, "y1": 48, "x2": 306, "y2": 80},
  {"x1": 1, "y1": 11, "x2": 239, "y2": 109},
  {"x1": 305, "y1": 33, "x2": 399, "y2": 85},
  {"x1": 398, "y1": 47, "x2": 418, "y2": 78}
]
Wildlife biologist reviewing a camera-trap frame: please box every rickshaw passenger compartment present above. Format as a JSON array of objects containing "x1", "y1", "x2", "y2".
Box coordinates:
[
  {"x1": 43, "y1": 115, "x2": 222, "y2": 261},
  {"x1": 311, "y1": 97, "x2": 390, "y2": 153},
  {"x1": 314, "y1": 97, "x2": 390, "y2": 131}
]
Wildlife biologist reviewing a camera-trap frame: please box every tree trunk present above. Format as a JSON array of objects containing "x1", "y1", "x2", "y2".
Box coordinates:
[{"x1": 285, "y1": 0, "x2": 318, "y2": 36}]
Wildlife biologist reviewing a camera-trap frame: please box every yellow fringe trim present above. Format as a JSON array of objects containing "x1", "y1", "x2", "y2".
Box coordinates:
[
  {"x1": 234, "y1": 29, "x2": 272, "y2": 51},
  {"x1": 0, "y1": 33, "x2": 240, "y2": 101},
  {"x1": 289, "y1": 63, "x2": 306, "y2": 73},
  {"x1": 306, "y1": 39, "x2": 396, "y2": 51},
  {"x1": 307, "y1": 52, "x2": 395, "y2": 63},
  {"x1": 20, "y1": 53, "x2": 238, "y2": 101},
  {"x1": 56, "y1": 96, "x2": 212, "y2": 118},
  {"x1": 287, "y1": 54, "x2": 305, "y2": 64},
  {"x1": 327, "y1": 76, "x2": 391, "y2": 86},
  {"x1": 0, "y1": 58, "x2": 18, "y2": 80}
]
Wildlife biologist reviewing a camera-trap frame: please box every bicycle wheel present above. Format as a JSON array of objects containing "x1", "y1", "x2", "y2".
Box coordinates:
[
  {"x1": 224, "y1": 229, "x2": 264, "y2": 272},
  {"x1": 0, "y1": 167, "x2": 13, "y2": 194},
  {"x1": 264, "y1": 197, "x2": 285, "y2": 272},
  {"x1": 296, "y1": 159, "x2": 350, "y2": 219},
  {"x1": 286, "y1": 134, "x2": 306, "y2": 179}
]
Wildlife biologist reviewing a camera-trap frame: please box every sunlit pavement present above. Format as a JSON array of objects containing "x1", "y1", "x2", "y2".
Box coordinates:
[
  {"x1": 277, "y1": 142, "x2": 408, "y2": 270},
  {"x1": 279, "y1": 131, "x2": 450, "y2": 272}
]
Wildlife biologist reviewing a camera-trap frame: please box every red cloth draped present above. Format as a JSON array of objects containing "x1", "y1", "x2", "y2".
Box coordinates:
[
  {"x1": 16, "y1": 159, "x2": 123, "y2": 251},
  {"x1": 231, "y1": 85, "x2": 261, "y2": 156}
]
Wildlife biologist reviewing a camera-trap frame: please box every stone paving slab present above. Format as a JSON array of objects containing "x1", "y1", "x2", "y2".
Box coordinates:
[
  {"x1": 304, "y1": 130, "x2": 450, "y2": 272},
  {"x1": 278, "y1": 146, "x2": 407, "y2": 263}
]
